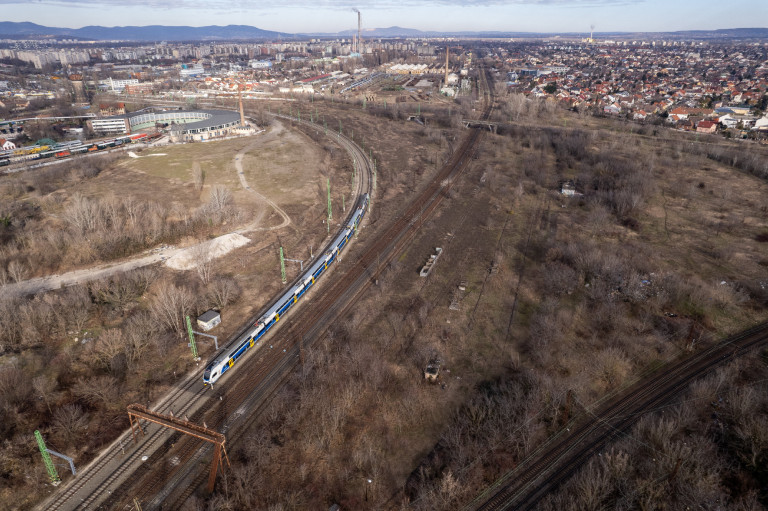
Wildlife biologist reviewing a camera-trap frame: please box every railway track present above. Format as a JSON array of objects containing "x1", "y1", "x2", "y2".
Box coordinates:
[
  {"x1": 141, "y1": 70, "x2": 494, "y2": 509},
  {"x1": 38, "y1": 114, "x2": 373, "y2": 511},
  {"x1": 469, "y1": 321, "x2": 768, "y2": 511},
  {"x1": 45, "y1": 68, "x2": 494, "y2": 510}
]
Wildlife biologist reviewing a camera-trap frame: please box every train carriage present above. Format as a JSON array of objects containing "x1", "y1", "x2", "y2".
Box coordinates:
[{"x1": 203, "y1": 193, "x2": 369, "y2": 386}]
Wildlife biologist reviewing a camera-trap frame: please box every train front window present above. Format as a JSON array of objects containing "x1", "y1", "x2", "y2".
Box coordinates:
[{"x1": 204, "y1": 367, "x2": 212, "y2": 379}]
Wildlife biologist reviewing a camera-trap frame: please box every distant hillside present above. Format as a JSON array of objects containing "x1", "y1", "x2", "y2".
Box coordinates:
[
  {"x1": 0, "y1": 22, "x2": 290, "y2": 41},
  {"x1": 0, "y1": 21, "x2": 766, "y2": 41},
  {"x1": 673, "y1": 27, "x2": 768, "y2": 39},
  {"x1": 0, "y1": 22, "x2": 65, "y2": 37}
]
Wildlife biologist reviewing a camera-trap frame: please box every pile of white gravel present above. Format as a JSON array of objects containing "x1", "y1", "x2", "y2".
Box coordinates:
[{"x1": 166, "y1": 233, "x2": 251, "y2": 270}]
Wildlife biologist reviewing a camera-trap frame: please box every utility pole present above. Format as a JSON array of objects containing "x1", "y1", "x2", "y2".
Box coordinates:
[
  {"x1": 186, "y1": 316, "x2": 199, "y2": 361},
  {"x1": 35, "y1": 430, "x2": 60, "y2": 485},
  {"x1": 327, "y1": 177, "x2": 332, "y2": 224},
  {"x1": 279, "y1": 246, "x2": 287, "y2": 284}
]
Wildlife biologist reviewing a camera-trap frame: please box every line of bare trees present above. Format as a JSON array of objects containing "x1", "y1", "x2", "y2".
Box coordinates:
[{"x1": 0, "y1": 184, "x2": 241, "y2": 280}]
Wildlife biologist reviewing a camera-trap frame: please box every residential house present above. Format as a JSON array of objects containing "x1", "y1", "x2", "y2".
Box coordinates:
[{"x1": 696, "y1": 120, "x2": 717, "y2": 134}]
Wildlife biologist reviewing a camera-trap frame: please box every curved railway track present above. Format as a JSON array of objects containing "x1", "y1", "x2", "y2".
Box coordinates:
[
  {"x1": 470, "y1": 321, "x2": 768, "y2": 511},
  {"x1": 43, "y1": 68, "x2": 494, "y2": 510},
  {"x1": 142, "y1": 70, "x2": 493, "y2": 510},
  {"x1": 39, "y1": 114, "x2": 373, "y2": 511}
]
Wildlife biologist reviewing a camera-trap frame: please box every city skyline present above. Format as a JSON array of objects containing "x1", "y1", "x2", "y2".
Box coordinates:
[{"x1": 3, "y1": 0, "x2": 766, "y2": 36}]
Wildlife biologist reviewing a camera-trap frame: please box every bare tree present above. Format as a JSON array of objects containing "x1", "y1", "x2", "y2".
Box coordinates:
[
  {"x1": 63, "y1": 192, "x2": 102, "y2": 234},
  {"x1": 193, "y1": 241, "x2": 214, "y2": 284},
  {"x1": 62, "y1": 286, "x2": 91, "y2": 332},
  {"x1": 32, "y1": 375, "x2": 58, "y2": 414},
  {"x1": 0, "y1": 364, "x2": 32, "y2": 406},
  {"x1": 208, "y1": 276, "x2": 240, "y2": 309},
  {"x1": 123, "y1": 311, "x2": 154, "y2": 368},
  {"x1": 52, "y1": 404, "x2": 89, "y2": 444},
  {"x1": 72, "y1": 376, "x2": 119, "y2": 408},
  {"x1": 209, "y1": 186, "x2": 233, "y2": 213},
  {"x1": 7, "y1": 260, "x2": 27, "y2": 283},
  {"x1": 123, "y1": 195, "x2": 139, "y2": 228},
  {"x1": 90, "y1": 329, "x2": 126, "y2": 374},
  {"x1": 151, "y1": 282, "x2": 195, "y2": 336}
]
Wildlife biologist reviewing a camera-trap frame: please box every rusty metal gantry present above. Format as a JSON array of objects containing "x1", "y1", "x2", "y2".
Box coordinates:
[{"x1": 126, "y1": 404, "x2": 230, "y2": 493}]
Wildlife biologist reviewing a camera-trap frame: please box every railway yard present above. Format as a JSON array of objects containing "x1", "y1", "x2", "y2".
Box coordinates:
[{"x1": 2, "y1": 56, "x2": 768, "y2": 511}]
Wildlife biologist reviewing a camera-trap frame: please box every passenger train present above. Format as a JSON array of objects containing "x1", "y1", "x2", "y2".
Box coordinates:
[{"x1": 203, "y1": 193, "x2": 370, "y2": 386}]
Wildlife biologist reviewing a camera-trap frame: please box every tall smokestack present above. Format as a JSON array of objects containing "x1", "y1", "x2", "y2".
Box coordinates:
[
  {"x1": 354, "y1": 9, "x2": 362, "y2": 54},
  {"x1": 444, "y1": 46, "x2": 450, "y2": 86},
  {"x1": 358, "y1": 11, "x2": 362, "y2": 54}
]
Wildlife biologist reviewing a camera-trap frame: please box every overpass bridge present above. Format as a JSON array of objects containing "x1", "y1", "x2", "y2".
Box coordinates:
[{"x1": 462, "y1": 119, "x2": 501, "y2": 133}]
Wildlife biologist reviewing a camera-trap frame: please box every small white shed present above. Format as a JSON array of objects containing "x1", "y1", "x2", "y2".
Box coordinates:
[{"x1": 197, "y1": 310, "x2": 221, "y2": 331}]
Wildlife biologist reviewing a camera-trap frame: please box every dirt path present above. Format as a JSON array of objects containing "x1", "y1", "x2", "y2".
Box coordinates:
[
  {"x1": 0, "y1": 122, "x2": 309, "y2": 298},
  {"x1": 234, "y1": 121, "x2": 292, "y2": 233},
  {"x1": 0, "y1": 244, "x2": 183, "y2": 297}
]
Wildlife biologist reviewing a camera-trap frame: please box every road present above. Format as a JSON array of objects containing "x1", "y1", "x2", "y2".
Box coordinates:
[
  {"x1": 233, "y1": 120, "x2": 292, "y2": 232},
  {"x1": 0, "y1": 244, "x2": 179, "y2": 297}
]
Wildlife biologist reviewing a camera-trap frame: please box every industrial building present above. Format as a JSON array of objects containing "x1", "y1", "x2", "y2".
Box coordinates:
[
  {"x1": 88, "y1": 108, "x2": 246, "y2": 140},
  {"x1": 87, "y1": 116, "x2": 131, "y2": 135}
]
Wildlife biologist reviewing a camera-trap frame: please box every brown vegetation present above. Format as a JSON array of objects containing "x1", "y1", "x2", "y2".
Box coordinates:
[
  {"x1": 197, "y1": 92, "x2": 768, "y2": 510},
  {"x1": 537, "y1": 353, "x2": 768, "y2": 510},
  {"x1": 2, "y1": 84, "x2": 767, "y2": 510}
]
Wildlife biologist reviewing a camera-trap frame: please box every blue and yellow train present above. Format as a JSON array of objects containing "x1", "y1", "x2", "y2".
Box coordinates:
[{"x1": 203, "y1": 193, "x2": 370, "y2": 386}]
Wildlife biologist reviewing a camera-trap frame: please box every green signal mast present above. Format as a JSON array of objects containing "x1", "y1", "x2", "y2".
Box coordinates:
[
  {"x1": 280, "y1": 246, "x2": 287, "y2": 284},
  {"x1": 327, "y1": 178, "x2": 332, "y2": 232},
  {"x1": 186, "y1": 315, "x2": 199, "y2": 360},
  {"x1": 35, "y1": 430, "x2": 60, "y2": 485}
]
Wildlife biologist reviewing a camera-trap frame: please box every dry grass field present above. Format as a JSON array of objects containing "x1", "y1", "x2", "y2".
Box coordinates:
[
  {"x1": 0, "y1": 114, "x2": 364, "y2": 509},
  {"x1": 192, "y1": 97, "x2": 768, "y2": 510},
  {"x1": 1, "y1": 88, "x2": 767, "y2": 511}
]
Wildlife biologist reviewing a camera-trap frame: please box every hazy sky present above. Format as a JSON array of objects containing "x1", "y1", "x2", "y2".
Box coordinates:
[{"x1": 6, "y1": 0, "x2": 767, "y2": 34}]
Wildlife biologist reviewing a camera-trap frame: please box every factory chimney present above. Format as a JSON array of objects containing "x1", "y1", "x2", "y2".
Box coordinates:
[
  {"x1": 353, "y1": 9, "x2": 362, "y2": 54},
  {"x1": 444, "y1": 46, "x2": 450, "y2": 86}
]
